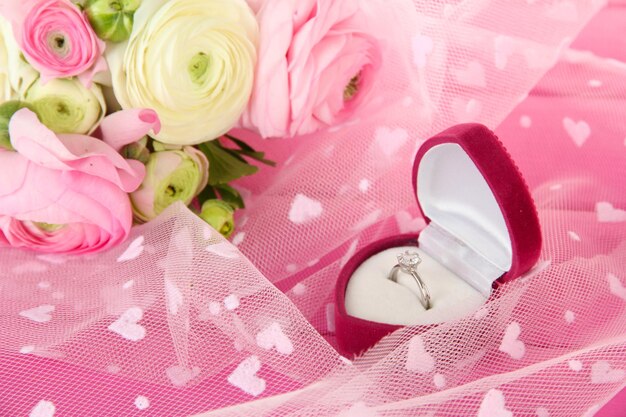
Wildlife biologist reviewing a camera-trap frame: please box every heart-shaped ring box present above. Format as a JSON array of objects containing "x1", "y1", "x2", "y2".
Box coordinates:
[{"x1": 334, "y1": 124, "x2": 542, "y2": 357}]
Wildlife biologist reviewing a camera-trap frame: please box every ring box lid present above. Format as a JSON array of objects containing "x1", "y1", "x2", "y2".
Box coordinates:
[{"x1": 412, "y1": 124, "x2": 541, "y2": 295}]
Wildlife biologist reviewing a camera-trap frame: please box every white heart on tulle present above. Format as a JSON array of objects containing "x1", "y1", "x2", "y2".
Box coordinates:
[
  {"x1": 412, "y1": 33, "x2": 433, "y2": 68},
  {"x1": 562, "y1": 117, "x2": 590, "y2": 147},
  {"x1": 375, "y1": 126, "x2": 409, "y2": 157},
  {"x1": 499, "y1": 322, "x2": 526, "y2": 360},
  {"x1": 568, "y1": 360, "x2": 583, "y2": 372},
  {"x1": 29, "y1": 400, "x2": 56, "y2": 417},
  {"x1": 227, "y1": 356, "x2": 266, "y2": 396},
  {"x1": 117, "y1": 236, "x2": 145, "y2": 262},
  {"x1": 452, "y1": 98, "x2": 482, "y2": 122},
  {"x1": 107, "y1": 307, "x2": 146, "y2": 341},
  {"x1": 224, "y1": 294, "x2": 240, "y2": 310},
  {"x1": 406, "y1": 335, "x2": 435, "y2": 374},
  {"x1": 433, "y1": 373, "x2": 446, "y2": 389},
  {"x1": 607, "y1": 273, "x2": 626, "y2": 301},
  {"x1": 166, "y1": 364, "x2": 201, "y2": 387},
  {"x1": 206, "y1": 242, "x2": 239, "y2": 259},
  {"x1": 567, "y1": 231, "x2": 581, "y2": 241},
  {"x1": 494, "y1": 36, "x2": 516, "y2": 70},
  {"x1": 165, "y1": 279, "x2": 184, "y2": 315},
  {"x1": 396, "y1": 211, "x2": 426, "y2": 234},
  {"x1": 520, "y1": 115, "x2": 532, "y2": 128},
  {"x1": 454, "y1": 61, "x2": 486, "y2": 87},
  {"x1": 19, "y1": 305, "x2": 55, "y2": 323},
  {"x1": 134, "y1": 395, "x2": 150, "y2": 410},
  {"x1": 478, "y1": 389, "x2": 513, "y2": 417},
  {"x1": 596, "y1": 202, "x2": 626, "y2": 223},
  {"x1": 564, "y1": 310, "x2": 576, "y2": 324},
  {"x1": 591, "y1": 361, "x2": 625, "y2": 384},
  {"x1": 536, "y1": 407, "x2": 550, "y2": 417},
  {"x1": 256, "y1": 322, "x2": 294, "y2": 355},
  {"x1": 289, "y1": 194, "x2": 323, "y2": 224}
]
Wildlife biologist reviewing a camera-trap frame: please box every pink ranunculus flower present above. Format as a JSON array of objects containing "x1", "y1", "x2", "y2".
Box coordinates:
[
  {"x1": 241, "y1": 0, "x2": 384, "y2": 138},
  {"x1": 0, "y1": 0, "x2": 107, "y2": 86},
  {"x1": 0, "y1": 108, "x2": 160, "y2": 254}
]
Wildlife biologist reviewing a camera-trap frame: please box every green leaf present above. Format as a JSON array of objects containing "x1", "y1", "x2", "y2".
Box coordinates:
[
  {"x1": 215, "y1": 184, "x2": 245, "y2": 209},
  {"x1": 224, "y1": 135, "x2": 276, "y2": 167},
  {"x1": 199, "y1": 141, "x2": 258, "y2": 186}
]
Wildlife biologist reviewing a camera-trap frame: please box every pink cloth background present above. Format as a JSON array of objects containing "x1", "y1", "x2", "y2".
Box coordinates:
[{"x1": 1, "y1": 1, "x2": 625, "y2": 416}]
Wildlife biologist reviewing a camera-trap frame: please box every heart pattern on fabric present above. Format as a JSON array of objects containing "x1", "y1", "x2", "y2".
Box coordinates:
[
  {"x1": 499, "y1": 322, "x2": 526, "y2": 360},
  {"x1": 289, "y1": 194, "x2": 323, "y2": 224},
  {"x1": 406, "y1": 335, "x2": 435, "y2": 374},
  {"x1": 19, "y1": 305, "x2": 55, "y2": 323},
  {"x1": 206, "y1": 242, "x2": 240, "y2": 259},
  {"x1": 478, "y1": 389, "x2": 513, "y2": 417},
  {"x1": 256, "y1": 322, "x2": 294, "y2": 355},
  {"x1": 375, "y1": 126, "x2": 409, "y2": 157},
  {"x1": 29, "y1": 400, "x2": 56, "y2": 417},
  {"x1": 117, "y1": 236, "x2": 145, "y2": 262},
  {"x1": 412, "y1": 33, "x2": 433, "y2": 68},
  {"x1": 536, "y1": 407, "x2": 550, "y2": 417},
  {"x1": 454, "y1": 61, "x2": 486, "y2": 87},
  {"x1": 452, "y1": 98, "x2": 482, "y2": 122},
  {"x1": 224, "y1": 294, "x2": 240, "y2": 310},
  {"x1": 166, "y1": 364, "x2": 201, "y2": 387},
  {"x1": 590, "y1": 361, "x2": 625, "y2": 384},
  {"x1": 568, "y1": 360, "x2": 583, "y2": 372},
  {"x1": 134, "y1": 395, "x2": 150, "y2": 410},
  {"x1": 562, "y1": 117, "x2": 590, "y2": 147},
  {"x1": 165, "y1": 279, "x2": 184, "y2": 316},
  {"x1": 227, "y1": 356, "x2": 266, "y2": 397},
  {"x1": 107, "y1": 307, "x2": 146, "y2": 341},
  {"x1": 396, "y1": 211, "x2": 426, "y2": 234},
  {"x1": 607, "y1": 273, "x2": 626, "y2": 301},
  {"x1": 494, "y1": 35, "x2": 516, "y2": 70},
  {"x1": 596, "y1": 202, "x2": 626, "y2": 223}
]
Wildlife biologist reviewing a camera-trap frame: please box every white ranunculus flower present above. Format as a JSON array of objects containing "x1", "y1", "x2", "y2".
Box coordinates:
[
  {"x1": 107, "y1": 0, "x2": 258, "y2": 145},
  {"x1": 22, "y1": 77, "x2": 106, "y2": 134}
]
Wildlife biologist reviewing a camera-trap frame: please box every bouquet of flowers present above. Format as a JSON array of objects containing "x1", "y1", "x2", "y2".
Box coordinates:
[{"x1": 0, "y1": 0, "x2": 386, "y2": 254}]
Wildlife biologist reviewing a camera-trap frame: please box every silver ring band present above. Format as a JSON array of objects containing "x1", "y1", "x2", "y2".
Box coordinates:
[{"x1": 388, "y1": 251, "x2": 431, "y2": 310}]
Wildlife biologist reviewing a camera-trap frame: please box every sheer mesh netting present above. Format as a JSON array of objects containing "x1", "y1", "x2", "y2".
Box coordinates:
[{"x1": 1, "y1": 0, "x2": 625, "y2": 416}]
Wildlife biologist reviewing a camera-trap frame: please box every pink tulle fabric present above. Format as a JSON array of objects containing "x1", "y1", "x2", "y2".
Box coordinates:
[{"x1": 1, "y1": 1, "x2": 625, "y2": 416}]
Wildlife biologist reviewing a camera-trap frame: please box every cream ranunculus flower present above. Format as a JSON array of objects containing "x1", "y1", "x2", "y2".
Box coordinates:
[
  {"x1": 0, "y1": 17, "x2": 37, "y2": 103},
  {"x1": 107, "y1": 0, "x2": 258, "y2": 145}
]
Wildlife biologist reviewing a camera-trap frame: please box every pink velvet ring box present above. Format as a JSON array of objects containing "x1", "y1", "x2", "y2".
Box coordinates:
[{"x1": 334, "y1": 124, "x2": 543, "y2": 357}]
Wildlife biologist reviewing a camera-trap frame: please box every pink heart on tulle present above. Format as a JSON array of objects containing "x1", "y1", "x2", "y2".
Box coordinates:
[
  {"x1": 19, "y1": 305, "x2": 55, "y2": 323},
  {"x1": 227, "y1": 356, "x2": 266, "y2": 396},
  {"x1": 452, "y1": 98, "x2": 482, "y2": 122},
  {"x1": 562, "y1": 117, "x2": 590, "y2": 147},
  {"x1": 406, "y1": 335, "x2": 435, "y2": 373},
  {"x1": 454, "y1": 61, "x2": 486, "y2": 87},
  {"x1": 596, "y1": 202, "x2": 626, "y2": 223},
  {"x1": 499, "y1": 322, "x2": 526, "y2": 360},
  {"x1": 478, "y1": 389, "x2": 513, "y2": 417},
  {"x1": 396, "y1": 211, "x2": 426, "y2": 234},
  {"x1": 117, "y1": 236, "x2": 145, "y2": 262},
  {"x1": 256, "y1": 322, "x2": 294, "y2": 355},
  {"x1": 494, "y1": 36, "x2": 516, "y2": 70},
  {"x1": 29, "y1": 400, "x2": 56, "y2": 417},
  {"x1": 591, "y1": 361, "x2": 625, "y2": 384}
]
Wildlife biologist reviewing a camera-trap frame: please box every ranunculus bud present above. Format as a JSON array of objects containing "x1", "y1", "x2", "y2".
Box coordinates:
[
  {"x1": 23, "y1": 77, "x2": 106, "y2": 134},
  {"x1": 84, "y1": 0, "x2": 141, "y2": 42},
  {"x1": 0, "y1": 101, "x2": 34, "y2": 150},
  {"x1": 130, "y1": 146, "x2": 209, "y2": 222},
  {"x1": 199, "y1": 199, "x2": 235, "y2": 238},
  {"x1": 121, "y1": 136, "x2": 150, "y2": 164}
]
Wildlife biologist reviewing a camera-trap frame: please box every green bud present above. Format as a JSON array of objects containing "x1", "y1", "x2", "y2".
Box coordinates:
[
  {"x1": 121, "y1": 136, "x2": 150, "y2": 164},
  {"x1": 24, "y1": 77, "x2": 105, "y2": 135},
  {"x1": 130, "y1": 146, "x2": 209, "y2": 222},
  {"x1": 0, "y1": 100, "x2": 35, "y2": 151},
  {"x1": 85, "y1": 0, "x2": 141, "y2": 42},
  {"x1": 199, "y1": 199, "x2": 235, "y2": 239}
]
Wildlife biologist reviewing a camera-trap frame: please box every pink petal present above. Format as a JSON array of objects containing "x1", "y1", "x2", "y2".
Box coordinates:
[{"x1": 96, "y1": 109, "x2": 161, "y2": 152}]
